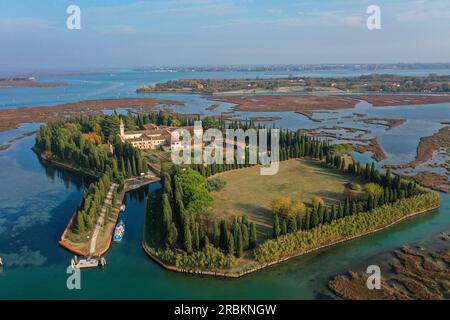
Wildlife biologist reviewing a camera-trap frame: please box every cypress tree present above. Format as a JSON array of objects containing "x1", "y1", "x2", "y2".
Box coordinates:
[
  {"x1": 193, "y1": 222, "x2": 200, "y2": 251},
  {"x1": 131, "y1": 156, "x2": 137, "y2": 176},
  {"x1": 370, "y1": 162, "x2": 376, "y2": 181},
  {"x1": 233, "y1": 218, "x2": 240, "y2": 244},
  {"x1": 344, "y1": 198, "x2": 350, "y2": 216},
  {"x1": 296, "y1": 214, "x2": 303, "y2": 230},
  {"x1": 184, "y1": 222, "x2": 193, "y2": 253},
  {"x1": 351, "y1": 201, "x2": 357, "y2": 215},
  {"x1": 318, "y1": 203, "x2": 324, "y2": 224},
  {"x1": 324, "y1": 208, "x2": 331, "y2": 224},
  {"x1": 76, "y1": 212, "x2": 85, "y2": 234},
  {"x1": 364, "y1": 163, "x2": 370, "y2": 180},
  {"x1": 126, "y1": 158, "x2": 132, "y2": 178},
  {"x1": 311, "y1": 208, "x2": 319, "y2": 228},
  {"x1": 337, "y1": 203, "x2": 344, "y2": 219},
  {"x1": 203, "y1": 234, "x2": 210, "y2": 248},
  {"x1": 167, "y1": 222, "x2": 178, "y2": 249},
  {"x1": 212, "y1": 220, "x2": 220, "y2": 247},
  {"x1": 219, "y1": 220, "x2": 228, "y2": 249},
  {"x1": 249, "y1": 222, "x2": 257, "y2": 248},
  {"x1": 236, "y1": 229, "x2": 244, "y2": 257},
  {"x1": 241, "y1": 224, "x2": 249, "y2": 250},
  {"x1": 162, "y1": 194, "x2": 172, "y2": 244},
  {"x1": 366, "y1": 195, "x2": 374, "y2": 211},
  {"x1": 282, "y1": 219, "x2": 288, "y2": 235},
  {"x1": 331, "y1": 204, "x2": 337, "y2": 221},
  {"x1": 227, "y1": 233, "x2": 235, "y2": 256},
  {"x1": 273, "y1": 215, "x2": 281, "y2": 238},
  {"x1": 288, "y1": 215, "x2": 298, "y2": 233},
  {"x1": 174, "y1": 189, "x2": 184, "y2": 227},
  {"x1": 242, "y1": 214, "x2": 249, "y2": 226},
  {"x1": 304, "y1": 209, "x2": 311, "y2": 230}
]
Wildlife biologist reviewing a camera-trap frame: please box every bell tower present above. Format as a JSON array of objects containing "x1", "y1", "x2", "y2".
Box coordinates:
[{"x1": 120, "y1": 118, "x2": 125, "y2": 138}]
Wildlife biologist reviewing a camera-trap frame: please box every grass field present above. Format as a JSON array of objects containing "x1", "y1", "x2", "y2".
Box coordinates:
[
  {"x1": 210, "y1": 159, "x2": 363, "y2": 242},
  {"x1": 141, "y1": 149, "x2": 172, "y2": 171}
]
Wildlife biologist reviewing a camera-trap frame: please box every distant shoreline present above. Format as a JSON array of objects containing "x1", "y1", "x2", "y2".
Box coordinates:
[
  {"x1": 0, "y1": 79, "x2": 67, "y2": 89},
  {"x1": 0, "y1": 98, "x2": 185, "y2": 132}
]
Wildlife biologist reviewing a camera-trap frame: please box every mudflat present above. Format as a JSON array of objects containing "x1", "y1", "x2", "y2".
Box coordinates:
[{"x1": 0, "y1": 98, "x2": 184, "y2": 131}]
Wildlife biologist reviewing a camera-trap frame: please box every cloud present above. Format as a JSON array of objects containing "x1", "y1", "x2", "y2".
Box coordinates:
[
  {"x1": 202, "y1": 10, "x2": 365, "y2": 30},
  {"x1": 87, "y1": 0, "x2": 243, "y2": 18},
  {"x1": 95, "y1": 25, "x2": 137, "y2": 36},
  {"x1": 0, "y1": 17, "x2": 53, "y2": 31},
  {"x1": 396, "y1": 7, "x2": 450, "y2": 22},
  {"x1": 296, "y1": 10, "x2": 365, "y2": 28}
]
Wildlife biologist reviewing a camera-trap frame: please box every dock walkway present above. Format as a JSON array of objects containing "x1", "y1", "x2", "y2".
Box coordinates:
[{"x1": 89, "y1": 183, "x2": 118, "y2": 255}]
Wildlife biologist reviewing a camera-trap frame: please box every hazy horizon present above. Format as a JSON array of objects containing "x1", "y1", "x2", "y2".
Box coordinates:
[{"x1": 1, "y1": 0, "x2": 450, "y2": 72}]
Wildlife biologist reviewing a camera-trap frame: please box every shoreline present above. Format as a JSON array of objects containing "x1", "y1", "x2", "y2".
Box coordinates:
[
  {"x1": 58, "y1": 177, "x2": 159, "y2": 257},
  {"x1": 35, "y1": 148, "x2": 158, "y2": 258},
  {"x1": 141, "y1": 203, "x2": 440, "y2": 279},
  {"x1": 59, "y1": 189, "x2": 126, "y2": 258},
  {"x1": 328, "y1": 241, "x2": 450, "y2": 300},
  {"x1": 34, "y1": 148, "x2": 101, "y2": 179},
  {"x1": 0, "y1": 79, "x2": 67, "y2": 89},
  {"x1": 384, "y1": 126, "x2": 450, "y2": 170},
  {"x1": 0, "y1": 98, "x2": 185, "y2": 132}
]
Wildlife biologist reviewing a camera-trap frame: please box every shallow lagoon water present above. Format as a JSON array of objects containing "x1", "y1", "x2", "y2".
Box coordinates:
[
  {"x1": 0, "y1": 70, "x2": 449, "y2": 299},
  {"x1": 0, "y1": 130, "x2": 448, "y2": 299}
]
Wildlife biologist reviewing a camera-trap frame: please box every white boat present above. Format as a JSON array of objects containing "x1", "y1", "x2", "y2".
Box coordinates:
[
  {"x1": 70, "y1": 256, "x2": 106, "y2": 269},
  {"x1": 120, "y1": 204, "x2": 126, "y2": 212},
  {"x1": 0, "y1": 257, "x2": 3, "y2": 266}
]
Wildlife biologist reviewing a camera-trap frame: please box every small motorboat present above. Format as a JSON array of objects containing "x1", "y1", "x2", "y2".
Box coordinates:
[
  {"x1": 113, "y1": 220, "x2": 125, "y2": 242},
  {"x1": 120, "y1": 204, "x2": 126, "y2": 212},
  {"x1": 0, "y1": 257, "x2": 3, "y2": 267}
]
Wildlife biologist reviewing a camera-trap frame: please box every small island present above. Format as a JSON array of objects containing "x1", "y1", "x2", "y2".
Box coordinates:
[
  {"x1": 0, "y1": 77, "x2": 67, "y2": 88},
  {"x1": 34, "y1": 111, "x2": 440, "y2": 275}
]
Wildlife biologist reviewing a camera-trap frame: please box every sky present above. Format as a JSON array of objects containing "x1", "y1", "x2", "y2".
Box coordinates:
[{"x1": 1, "y1": 0, "x2": 450, "y2": 71}]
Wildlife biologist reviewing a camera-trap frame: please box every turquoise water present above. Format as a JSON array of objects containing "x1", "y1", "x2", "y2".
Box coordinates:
[
  {"x1": 0, "y1": 134, "x2": 448, "y2": 299},
  {"x1": 0, "y1": 70, "x2": 449, "y2": 299}
]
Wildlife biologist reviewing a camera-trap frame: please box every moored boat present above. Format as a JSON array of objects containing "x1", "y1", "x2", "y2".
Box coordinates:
[
  {"x1": 69, "y1": 255, "x2": 106, "y2": 269},
  {"x1": 120, "y1": 204, "x2": 126, "y2": 212},
  {"x1": 113, "y1": 220, "x2": 125, "y2": 242}
]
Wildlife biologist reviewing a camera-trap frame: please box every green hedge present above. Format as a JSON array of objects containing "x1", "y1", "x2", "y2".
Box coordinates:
[
  {"x1": 175, "y1": 245, "x2": 236, "y2": 270},
  {"x1": 254, "y1": 192, "x2": 440, "y2": 263}
]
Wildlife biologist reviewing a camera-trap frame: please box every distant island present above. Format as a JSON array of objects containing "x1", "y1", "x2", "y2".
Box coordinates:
[
  {"x1": 0, "y1": 77, "x2": 67, "y2": 89},
  {"x1": 136, "y1": 74, "x2": 450, "y2": 95},
  {"x1": 134, "y1": 63, "x2": 450, "y2": 73}
]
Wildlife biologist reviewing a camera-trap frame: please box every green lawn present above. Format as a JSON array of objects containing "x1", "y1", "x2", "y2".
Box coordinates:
[
  {"x1": 141, "y1": 149, "x2": 172, "y2": 171},
  {"x1": 210, "y1": 159, "x2": 363, "y2": 242}
]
